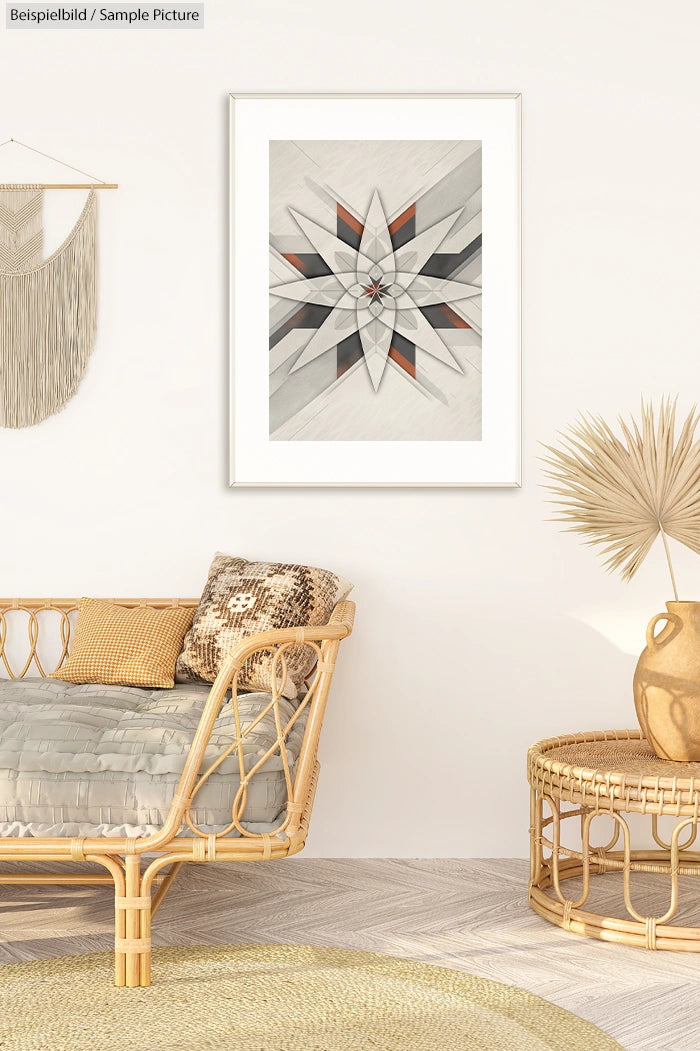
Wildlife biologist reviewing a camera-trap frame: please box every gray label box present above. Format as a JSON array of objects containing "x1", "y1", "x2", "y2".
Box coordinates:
[{"x1": 5, "y1": 4, "x2": 204, "y2": 28}]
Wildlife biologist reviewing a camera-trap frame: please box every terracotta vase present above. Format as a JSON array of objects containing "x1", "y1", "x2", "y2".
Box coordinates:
[{"x1": 634, "y1": 601, "x2": 700, "y2": 761}]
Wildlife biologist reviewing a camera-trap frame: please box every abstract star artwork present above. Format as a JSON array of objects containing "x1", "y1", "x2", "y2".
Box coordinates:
[
  {"x1": 230, "y1": 95, "x2": 520, "y2": 486},
  {"x1": 270, "y1": 140, "x2": 483, "y2": 443}
]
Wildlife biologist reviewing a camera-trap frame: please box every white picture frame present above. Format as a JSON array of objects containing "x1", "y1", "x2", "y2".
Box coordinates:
[{"x1": 229, "y1": 92, "x2": 521, "y2": 487}]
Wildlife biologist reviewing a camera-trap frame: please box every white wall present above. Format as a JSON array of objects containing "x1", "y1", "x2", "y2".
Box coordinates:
[{"x1": 1, "y1": 0, "x2": 699, "y2": 856}]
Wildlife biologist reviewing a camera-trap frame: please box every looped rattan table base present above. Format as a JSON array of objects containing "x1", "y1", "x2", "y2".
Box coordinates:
[{"x1": 528, "y1": 730, "x2": 700, "y2": 952}]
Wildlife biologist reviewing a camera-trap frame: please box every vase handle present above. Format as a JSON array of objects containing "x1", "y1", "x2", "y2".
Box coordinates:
[{"x1": 646, "y1": 611, "x2": 682, "y2": 651}]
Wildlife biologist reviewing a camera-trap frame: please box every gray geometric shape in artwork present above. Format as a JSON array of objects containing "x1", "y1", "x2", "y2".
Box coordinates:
[
  {"x1": 270, "y1": 343, "x2": 339, "y2": 431},
  {"x1": 270, "y1": 277, "x2": 362, "y2": 310},
  {"x1": 359, "y1": 312, "x2": 394, "y2": 391},
  {"x1": 359, "y1": 191, "x2": 395, "y2": 270},
  {"x1": 415, "y1": 150, "x2": 482, "y2": 235},
  {"x1": 392, "y1": 274, "x2": 482, "y2": 307},
  {"x1": 389, "y1": 210, "x2": 463, "y2": 276},
  {"x1": 288, "y1": 209, "x2": 374, "y2": 286},
  {"x1": 393, "y1": 308, "x2": 463, "y2": 373},
  {"x1": 395, "y1": 308, "x2": 418, "y2": 331},
  {"x1": 289, "y1": 298, "x2": 378, "y2": 375},
  {"x1": 270, "y1": 274, "x2": 347, "y2": 307}
]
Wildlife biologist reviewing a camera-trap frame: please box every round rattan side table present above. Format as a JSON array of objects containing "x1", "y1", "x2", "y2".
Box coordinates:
[{"x1": 528, "y1": 729, "x2": 700, "y2": 951}]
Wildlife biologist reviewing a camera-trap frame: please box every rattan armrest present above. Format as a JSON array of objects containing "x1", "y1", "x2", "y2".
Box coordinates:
[{"x1": 155, "y1": 601, "x2": 356, "y2": 847}]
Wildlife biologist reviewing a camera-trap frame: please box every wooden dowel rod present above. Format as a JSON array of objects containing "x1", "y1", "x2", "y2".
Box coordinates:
[
  {"x1": 0, "y1": 184, "x2": 118, "y2": 190},
  {"x1": 39, "y1": 183, "x2": 118, "y2": 190}
]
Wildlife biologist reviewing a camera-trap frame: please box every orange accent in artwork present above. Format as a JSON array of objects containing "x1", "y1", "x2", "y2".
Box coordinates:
[
  {"x1": 282, "y1": 253, "x2": 307, "y2": 273},
  {"x1": 438, "y1": 304, "x2": 471, "y2": 328},
  {"x1": 336, "y1": 203, "x2": 361, "y2": 235},
  {"x1": 337, "y1": 204, "x2": 364, "y2": 236},
  {"x1": 389, "y1": 346, "x2": 416, "y2": 379},
  {"x1": 388, "y1": 204, "x2": 416, "y2": 235}
]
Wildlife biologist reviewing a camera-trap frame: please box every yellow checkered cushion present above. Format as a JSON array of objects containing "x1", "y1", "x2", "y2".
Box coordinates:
[{"x1": 51, "y1": 598, "x2": 195, "y2": 688}]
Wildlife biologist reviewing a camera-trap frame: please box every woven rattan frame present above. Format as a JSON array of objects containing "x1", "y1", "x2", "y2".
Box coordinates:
[
  {"x1": 528, "y1": 730, "x2": 700, "y2": 951},
  {"x1": 0, "y1": 596, "x2": 355, "y2": 986}
]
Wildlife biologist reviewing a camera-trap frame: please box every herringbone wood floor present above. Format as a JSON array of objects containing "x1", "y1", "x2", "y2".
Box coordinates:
[{"x1": 1, "y1": 858, "x2": 699, "y2": 1050}]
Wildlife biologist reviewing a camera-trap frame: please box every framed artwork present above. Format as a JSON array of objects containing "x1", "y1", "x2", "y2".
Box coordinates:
[{"x1": 229, "y1": 93, "x2": 521, "y2": 487}]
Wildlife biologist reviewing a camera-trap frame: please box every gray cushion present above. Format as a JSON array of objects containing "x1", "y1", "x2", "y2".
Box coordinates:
[{"x1": 0, "y1": 678, "x2": 305, "y2": 838}]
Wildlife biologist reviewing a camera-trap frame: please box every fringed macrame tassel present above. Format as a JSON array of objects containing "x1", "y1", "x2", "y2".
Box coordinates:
[{"x1": 0, "y1": 190, "x2": 97, "y2": 428}]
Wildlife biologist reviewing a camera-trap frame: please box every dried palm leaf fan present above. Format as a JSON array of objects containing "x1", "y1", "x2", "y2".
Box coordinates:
[
  {"x1": 541, "y1": 398, "x2": 700, "y2": 598},
  {"x1": 0, "y1": 138, "x2": 117, "y2": 428},
  {"x1": 542, "y1": 399, "x2": 700, "y2": 762}
]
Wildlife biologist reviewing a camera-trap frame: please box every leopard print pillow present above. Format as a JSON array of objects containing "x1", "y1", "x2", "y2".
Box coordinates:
[{"x1": 176, "y1": 553, "x2": 353, "y2": 698}]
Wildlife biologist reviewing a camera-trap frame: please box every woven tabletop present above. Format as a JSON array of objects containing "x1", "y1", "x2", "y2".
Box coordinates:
[{"x1": 528, "y1": 730, "x2": 700, "y2": 814}]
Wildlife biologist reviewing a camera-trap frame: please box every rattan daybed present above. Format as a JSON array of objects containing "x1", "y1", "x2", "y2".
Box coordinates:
[{"x1": 0, "y1": 597, "x2": 355, "y2": 986}]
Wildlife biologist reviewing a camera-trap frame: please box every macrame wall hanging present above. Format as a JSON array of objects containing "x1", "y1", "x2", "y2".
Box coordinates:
[{"x1": 0, "y1": 139, "x2": 117, "y2": 428}]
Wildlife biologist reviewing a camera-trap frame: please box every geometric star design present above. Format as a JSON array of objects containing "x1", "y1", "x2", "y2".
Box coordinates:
[{"x1": 270, "y1": 190, "x2": 481, "y2": 391}]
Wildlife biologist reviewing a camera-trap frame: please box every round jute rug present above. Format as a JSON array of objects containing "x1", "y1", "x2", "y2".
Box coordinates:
[{"x1": 0, "y1": 943, "x2": 622, "y2": 1051}]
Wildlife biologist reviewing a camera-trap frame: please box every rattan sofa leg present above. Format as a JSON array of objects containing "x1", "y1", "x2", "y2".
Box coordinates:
[
  {"x1": 118, "y1": 856, "x2": 150, "y2": 988},
  {"x1": 140, "y1": 894, "x2": 152, "y2": 988},
  {"x1": 112, "y1": 858, "x2": 157, "y2": 987},
  {"x1": 115, "y1": 893, "x2": 127, "y2": 987}
]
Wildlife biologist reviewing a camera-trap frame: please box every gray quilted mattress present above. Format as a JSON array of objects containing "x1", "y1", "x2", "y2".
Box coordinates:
[{"x1": 0, "y1": 678, "x2": 306, "y2": 839}]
